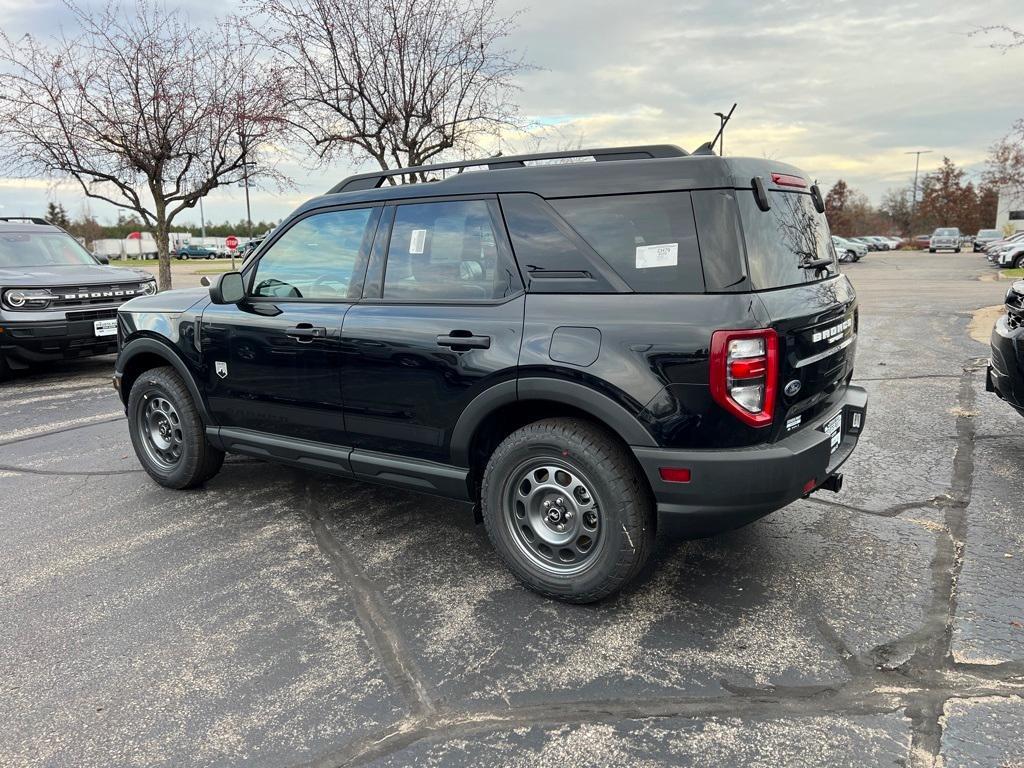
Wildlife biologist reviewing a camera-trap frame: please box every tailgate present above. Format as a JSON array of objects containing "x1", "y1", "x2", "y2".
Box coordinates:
[{"x1": 755, "y1": 276, "x2": 858, "y2": 441}]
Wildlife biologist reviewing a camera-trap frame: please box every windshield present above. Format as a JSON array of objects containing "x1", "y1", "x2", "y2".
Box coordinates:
[
  {"x1": 737, "y1": 190, "x2": 837, "y2": 290},
  {"x1": 934, "y1": 228, "x2": 958, "y2": 236},
  {"x1": 0, "y1": 231, "x2": 98, "y2": 268},
  {"x1": 979, "y1": 230, "x2": 1000, "y2": 237}
]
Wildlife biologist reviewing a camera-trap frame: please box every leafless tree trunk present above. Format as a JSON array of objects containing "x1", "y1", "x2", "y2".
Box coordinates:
[
  {"x1": 249, "y1": 0, "x2": 530, "y2": 179},
  {"x1": 0, "y1": 2, "x2": 290, "y2": 289}
]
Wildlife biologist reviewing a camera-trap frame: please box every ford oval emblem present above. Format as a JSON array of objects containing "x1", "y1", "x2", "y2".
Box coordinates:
[{"x1": 784, "y1": 379, "x2": 802, "y2": 397}]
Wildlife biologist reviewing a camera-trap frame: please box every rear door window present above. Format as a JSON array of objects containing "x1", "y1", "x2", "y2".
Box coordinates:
[
  {"x1": 549, "y1": 192, "x2": 704, "y2": 293},
  {"x1": 736, "y1": 191, "x2": 837, "y2": 290},
  {"x1": 383, "y1": 199, "x2": 521, "y2": 301}
]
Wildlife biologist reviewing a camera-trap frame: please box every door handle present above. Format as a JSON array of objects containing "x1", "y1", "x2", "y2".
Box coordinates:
[
  {"x1": 436, "y1": 331, "x2": 491, "y2": 350},
  {"x1": 286, "y1": 324, "x2": 327, "y2": 342}
]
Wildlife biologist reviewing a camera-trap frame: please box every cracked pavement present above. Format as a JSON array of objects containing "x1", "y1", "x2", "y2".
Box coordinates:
[{"x1": 1, "y1": 251, "x2": 1022, "y2": 767}]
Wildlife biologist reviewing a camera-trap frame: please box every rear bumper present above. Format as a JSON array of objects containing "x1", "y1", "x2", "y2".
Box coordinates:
[
  {"x1": 0, "y1": 315, "x2": 118, "y2": 367},
  {"x1": 632, "y1": 385, "x2": 868, "y2": 522},
  {"x1": 988, "y1": 316, "x2": 1024, "y2": 417}
]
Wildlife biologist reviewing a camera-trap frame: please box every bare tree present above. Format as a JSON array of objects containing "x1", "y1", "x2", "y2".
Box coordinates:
[
  {"x1": 0, "y1": 2, "x2": 289, "y2": 289},
  {"x1": 251, "y1": 0, "x2": 529, "y2": 180},
  {"x1": 975, "y1": 26, "x2": 1024, "y2": 198}
]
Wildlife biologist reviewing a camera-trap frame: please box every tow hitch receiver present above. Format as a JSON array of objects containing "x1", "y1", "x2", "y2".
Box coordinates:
[{"x1": 819, "y1": 473, "x2": 843, "y2": 494}]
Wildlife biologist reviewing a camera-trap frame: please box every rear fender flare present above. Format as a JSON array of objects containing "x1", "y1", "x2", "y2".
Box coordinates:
[{"x1": 449, "y1": 377, "x2": 656, "y2": 467}]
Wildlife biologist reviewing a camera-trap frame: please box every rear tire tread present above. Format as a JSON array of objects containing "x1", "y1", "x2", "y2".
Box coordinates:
[{"x1": 481, "y1": 417, "x2": 654, "y2": 604}]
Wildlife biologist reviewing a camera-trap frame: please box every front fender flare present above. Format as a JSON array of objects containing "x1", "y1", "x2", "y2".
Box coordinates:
[{"x1": 115, "y1": 336, "x2": 212, "y2": 424}]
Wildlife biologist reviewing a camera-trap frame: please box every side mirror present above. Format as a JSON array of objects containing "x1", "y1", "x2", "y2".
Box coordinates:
[{"x1": 209, "y1": 271, "x2": 245, "y2": 304}]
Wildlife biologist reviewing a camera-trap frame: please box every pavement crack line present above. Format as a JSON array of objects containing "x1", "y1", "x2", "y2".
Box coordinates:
[
  {"x1": 0, "y1": 464, "x2": 144, "y2": 477},
  {"x1": 298, "y1": 477, "x2": 437, "y2": 720},
  {"x1": 0, "y1": 413, "x2": 124, "y2": 448}
]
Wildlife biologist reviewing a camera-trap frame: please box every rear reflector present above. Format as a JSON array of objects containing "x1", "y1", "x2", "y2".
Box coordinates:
[
  {"x1": 771, "y1": 172, "x2": 807, "y2": 188},
  {"x1": 803, "y1": 478, "x2": 817, "y2": 494},
  {"x1": 659, "y1": 467, "x2": 692, "y2": 483}
]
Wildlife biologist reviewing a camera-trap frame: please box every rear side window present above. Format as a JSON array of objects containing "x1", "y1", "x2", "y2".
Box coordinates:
[
  {"x1": 384, "y1": 200, "x2": 520, "y2": 301},
  {"x1": 736, "y1": 191, "x2": 837, "y2": 290},
  {"x1": 550, "y1": 192, "x2": 704, "y2": 293}
]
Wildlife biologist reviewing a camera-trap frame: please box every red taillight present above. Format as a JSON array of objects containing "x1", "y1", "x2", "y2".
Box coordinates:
[
  {"x1": 771, "y1": 172, "x2": 807, "y2": 188},
  {"x1": 659, "y1": 467, "x2": 692, "y2": 483},
  {"x1": 709, "y1": 328, "x2": 779, "y2": 428}
]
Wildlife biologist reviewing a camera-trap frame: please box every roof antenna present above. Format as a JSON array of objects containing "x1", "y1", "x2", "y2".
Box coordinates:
[{"x1": 693, "y1": 103, "x2": 737, "y2": 156}]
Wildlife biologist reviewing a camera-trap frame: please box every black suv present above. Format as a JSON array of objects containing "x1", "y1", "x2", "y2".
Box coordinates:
[
  {"x1": 0, "y1": 217, "x2": 156, "y2": 379},
  {"x1": 987, "y1": 279, "x2": 1024, "y2": 417},
  {"x1": 113, "y1": 145, "x2": 868, "y2": 602}
]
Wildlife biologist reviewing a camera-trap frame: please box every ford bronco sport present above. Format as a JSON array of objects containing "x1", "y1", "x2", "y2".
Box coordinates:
[
  {"x1": 0, "y1": 217, "x2": 156, "y2": 380},
  {"x1": 988, "y1": 279, "x2": 1024, "y2": 418},
  {"x1": 113, "y1": 145, "x2": 868, "y2": 603}
]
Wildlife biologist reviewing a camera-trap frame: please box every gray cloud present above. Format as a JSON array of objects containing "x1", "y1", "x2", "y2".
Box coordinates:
[{"x1": 1, "y1": 0, "x2": 1020, "y2": 224}]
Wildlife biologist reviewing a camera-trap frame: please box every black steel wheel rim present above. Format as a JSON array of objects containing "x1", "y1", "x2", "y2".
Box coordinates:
[{"x1": 137, "y1": 391, "x2": 183, "y2": 470}]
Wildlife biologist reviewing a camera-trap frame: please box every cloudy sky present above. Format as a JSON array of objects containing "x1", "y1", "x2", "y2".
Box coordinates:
[{"x1": 0, "y1": 0, "x2": 1021, "y2": 227}]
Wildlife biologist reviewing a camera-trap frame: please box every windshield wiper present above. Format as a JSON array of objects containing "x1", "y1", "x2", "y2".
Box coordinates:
[{"x1": 799, "y1": 257, "x2": 833, "y2": 271}]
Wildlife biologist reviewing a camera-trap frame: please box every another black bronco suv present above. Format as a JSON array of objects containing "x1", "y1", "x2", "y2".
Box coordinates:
[
  {"x1": 0, "y1": 217, "x2": 156, "y2": 379},
  {"x1": 988, "y1": 279, "x2": 1024, "y2": 418},
  {"x1": 114, "y1": 145, "x2": 868, "y2": 602}
]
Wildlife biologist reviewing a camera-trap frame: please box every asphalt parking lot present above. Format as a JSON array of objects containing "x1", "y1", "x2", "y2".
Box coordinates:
[{"x1": 2, "y1": 251, "x2": 1022, "y2": 767}]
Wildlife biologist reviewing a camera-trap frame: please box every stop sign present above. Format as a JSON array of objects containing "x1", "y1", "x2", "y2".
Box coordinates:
[{"x1": 225, "y1": 235, "x2": 239, "y2": 250}]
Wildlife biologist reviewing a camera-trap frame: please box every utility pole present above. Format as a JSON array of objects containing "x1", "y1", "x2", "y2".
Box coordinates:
[
  {"x1": 905, "y1": 150, "x2": 932, "y2": 229},
  {"x1": 198, "y1": 196, "x2": 206, "y2": 242}
]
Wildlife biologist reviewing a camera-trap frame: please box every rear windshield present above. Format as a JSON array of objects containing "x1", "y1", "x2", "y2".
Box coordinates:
[
  {"x1": 735, "y1": 190, "x2": 837, "y2": 290},
  {"x1": 549, "y1": 192, "x2": 704, "y2": 293}
]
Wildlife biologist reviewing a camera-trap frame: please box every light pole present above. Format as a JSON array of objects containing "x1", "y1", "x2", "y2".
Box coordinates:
[
  {"x1": 198, "y1": 195, "x2": 206, "y2": 242},
  {"x1": 905, "y1": 150, "x2": 932, "y2": 230},
  {"x1": 714, "y1": 111, "x2": 726, "y2": 155}
]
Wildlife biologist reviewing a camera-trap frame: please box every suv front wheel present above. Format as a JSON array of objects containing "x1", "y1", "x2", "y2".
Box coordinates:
[
  {"x1": 127, "y1": 366, "x2": 224, "y2": 489},
  {"x1": 481, "y1": 418, "x2": 655, "y2": 603}
]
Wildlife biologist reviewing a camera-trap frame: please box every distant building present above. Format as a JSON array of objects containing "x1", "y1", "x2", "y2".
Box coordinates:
[{"x1": 996, "y1": 188, "x2": 1024, "y2": 235}]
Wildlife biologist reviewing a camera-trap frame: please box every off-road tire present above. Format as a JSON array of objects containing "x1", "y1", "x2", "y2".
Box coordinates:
[
  {"x1": 481, "y1": 417, "x2": 655, "y2": 603},
  {"x1": 127, "y1": 366, "x2": 224, "y2": 489}
]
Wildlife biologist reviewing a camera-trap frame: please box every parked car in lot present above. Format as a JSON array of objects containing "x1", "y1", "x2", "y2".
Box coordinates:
[
  {"x1": 832, "y1": 235, "x2": 867, "y2": 262},
  {"x1": 994, "y1": 242, "x2": 1024, "y2": 269},
  {"x1": 175, "y1": 244, "x2": 218, "y2": 260},
  {"x1": 0, "y1": 217, "x2": 156, "y2": 379},
  {"x1": 974, "y1": 229, "x2": 1003, "y2": 252},
  {"x1": 237, "y1": 237, "x2": 263, "y2": 266},
  {"x1": 113, "y1": 145, "x2": 868, "y2": 603},
  {"x1": 914, "y1": 234, "x2": 932, "y2": 248},
  {"x1": 851, "y1": 236, "x2": 881, "y2": 251},
  {"x1": 987, "y1": 279, "x2": 1024, "y2": 418},
  {"x1": 929, "y1": 227, "x2": 962, "y2": 253}
]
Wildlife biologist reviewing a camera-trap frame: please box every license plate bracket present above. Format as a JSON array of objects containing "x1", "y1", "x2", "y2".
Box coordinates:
[
  {"x1": 94, "y1": 318, "x2": 117, "y2": 337},
  {"x1": 823, "y1": 411, "x2": 842, "y2": 454}
]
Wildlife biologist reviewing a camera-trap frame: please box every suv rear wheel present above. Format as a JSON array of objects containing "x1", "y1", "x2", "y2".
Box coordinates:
[
  {"x1": 481, "y1": 418, "x2": 654, "y2": 603},
  {"x1": 127, "y1": 366, "x2": 224, "y2": 489}
]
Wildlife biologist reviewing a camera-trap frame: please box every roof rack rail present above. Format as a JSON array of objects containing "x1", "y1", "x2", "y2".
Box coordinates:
[
  {"x1": 328, "y1": 144, "x2": 688, "y2": 194},
  {"x1": 0, "y1": 216, "x2": 51, "y2": 225}
]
